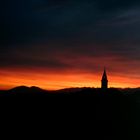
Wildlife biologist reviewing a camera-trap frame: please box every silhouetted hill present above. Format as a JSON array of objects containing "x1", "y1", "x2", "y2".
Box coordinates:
[
  {"x1": 9, "y1": 86, "x2": 31, "y2": 93},
  {"x1": 0, "y1": 86, "x2": 48, "y2": 96},
  {"x1": 0, "y1": 86, "x2": 140, "y2": 97},
  {"x1": 0, "y1": 86, "x2": 140, "y2": 139},
  {"x1": 120, "y1": 87, "x2": 140, "y2": 94},
  {"x1": 9, "y1": 86, "x2": 46, "y2": 92}
]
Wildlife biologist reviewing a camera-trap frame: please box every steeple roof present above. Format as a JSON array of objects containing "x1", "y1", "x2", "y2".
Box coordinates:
[{"x1": 102, "y1": 68, "x2": 108, "y2": 81}]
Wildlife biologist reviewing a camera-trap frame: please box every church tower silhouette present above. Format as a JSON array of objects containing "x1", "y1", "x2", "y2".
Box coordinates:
[{"x1": 101, "y1": 68, "x2": 108, "y2": 89}]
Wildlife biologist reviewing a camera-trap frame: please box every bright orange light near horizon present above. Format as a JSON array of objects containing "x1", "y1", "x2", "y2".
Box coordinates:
[{"x1": 0, "y1": 68, "x2": 140, "y2": 90}]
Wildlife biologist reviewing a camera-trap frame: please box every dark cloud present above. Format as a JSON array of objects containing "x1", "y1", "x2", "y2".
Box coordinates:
[
  {"x1": 1, "y1": 0, "x2": 140, "y2": 45},
  {"x1": 0, "y1": 0, "x2": 140, "y2": 77}
]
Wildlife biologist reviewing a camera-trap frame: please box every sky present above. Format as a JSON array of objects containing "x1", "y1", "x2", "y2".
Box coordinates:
[{"x1": 0, "y1": 0, "x2": 140, "y2": 90}]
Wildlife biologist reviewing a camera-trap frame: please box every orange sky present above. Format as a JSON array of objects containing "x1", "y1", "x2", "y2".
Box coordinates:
[{"x1": 0, "y1": 68, "x2": 139, "y2": 90}]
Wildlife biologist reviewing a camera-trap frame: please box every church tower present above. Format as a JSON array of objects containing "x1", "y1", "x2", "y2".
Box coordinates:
[{"x1": 101, "y1": 68, "x2": 108, "y2": 89}]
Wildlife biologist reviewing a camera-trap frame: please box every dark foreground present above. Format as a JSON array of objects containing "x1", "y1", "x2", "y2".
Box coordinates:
[{"x1": 0, "y1": 87, "x2": 140, "y2": 139}]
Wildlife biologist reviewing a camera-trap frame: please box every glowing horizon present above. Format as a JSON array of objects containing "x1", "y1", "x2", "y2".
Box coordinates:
[{"x1": 0, "y1": 69, "x2": 139, "y2": 90}]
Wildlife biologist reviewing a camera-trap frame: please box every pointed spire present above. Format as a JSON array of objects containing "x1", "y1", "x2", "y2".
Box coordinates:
[
  {"x1": 102, "y1": 67, "x2": 107, "y2": 81},
  {"x1": 101, "y1": 67, "x2": 108, "y2": 89}
]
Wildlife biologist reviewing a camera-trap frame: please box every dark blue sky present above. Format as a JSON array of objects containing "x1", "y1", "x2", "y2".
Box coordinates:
[
  {"x1": 1, "y1": 0, "x2": 140, "y2": 44},
  {"x1": 0, "y1": 0, "x2": 140, "y2": 88}
]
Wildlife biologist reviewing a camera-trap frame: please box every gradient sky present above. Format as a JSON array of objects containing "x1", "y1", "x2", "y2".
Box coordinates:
[{"x1": 0, "y1": 0, "x2": 140, "y2": 89}]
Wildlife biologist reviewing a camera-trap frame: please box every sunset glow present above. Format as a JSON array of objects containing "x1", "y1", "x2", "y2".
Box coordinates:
[{"x1": 0, "y1": 68, "x2": 139, "y2": 90}]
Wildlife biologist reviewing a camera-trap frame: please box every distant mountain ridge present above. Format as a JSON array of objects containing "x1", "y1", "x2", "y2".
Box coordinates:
[
  {"x1": 0, "y1": 86, "x2": 48, "y2": 96},
  {"x1": 9, "y1": 86, "x2": 46, "y2": 93},
  {"x1": 0, "y1": 86, "x2": 140, "y2": 96}
]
